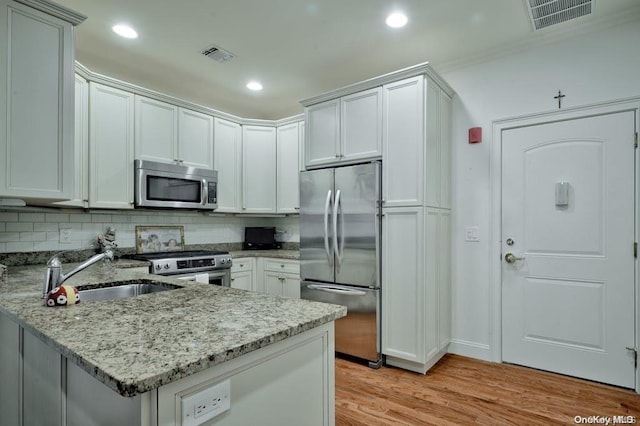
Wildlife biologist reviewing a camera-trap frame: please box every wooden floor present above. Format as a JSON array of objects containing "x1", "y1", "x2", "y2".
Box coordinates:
[{"x1": 335, "y1": 354, "x2": 640, "y2": 425}]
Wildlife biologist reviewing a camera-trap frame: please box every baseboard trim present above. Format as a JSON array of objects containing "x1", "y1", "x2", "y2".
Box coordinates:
[{"x1": 448, "y1": 339, "x2": 493, "y2": 362}]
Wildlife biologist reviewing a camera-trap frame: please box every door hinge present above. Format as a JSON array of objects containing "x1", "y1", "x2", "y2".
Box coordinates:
[{"x1": 627, "y1": 346, "x2": 638, "y2": 368}]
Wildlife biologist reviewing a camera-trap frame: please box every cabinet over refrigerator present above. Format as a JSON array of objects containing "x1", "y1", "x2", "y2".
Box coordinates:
[{"x1": 299, "y1": 161, "x2": 382, "y2": 368}]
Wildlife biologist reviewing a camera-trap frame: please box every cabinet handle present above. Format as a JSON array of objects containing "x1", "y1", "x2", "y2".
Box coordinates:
[
  {"x1": 239, "y1": 264, "x2": 244, "y2": 267},
  {"x1": 280, "y1": 264, "x2": 285, "y2": 268},
  {"x1": 335, "y1": 154, "x2": 340, "y2": 158},
  {"x1": 231, "y1": 277, "x2": 235, "y2": 281}
]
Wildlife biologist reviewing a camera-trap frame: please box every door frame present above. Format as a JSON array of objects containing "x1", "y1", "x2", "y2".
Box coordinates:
[{"x1": 489, "y1": 96, "x2": 640, "y2": 392}]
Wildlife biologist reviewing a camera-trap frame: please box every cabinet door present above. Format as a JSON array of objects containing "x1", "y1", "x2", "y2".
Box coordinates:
[
  {"x1": 298, "y1": 122, "x2": 306, "y2": 172},
  {"x1": 242, "y1": 126, "x2": 276, "y2": 213},
  {"x1": 89, "y1": 83, "x2": 135, "y2": 209},
  {"x1": 0, "y1": 1, "x2": 74, "y2": 200},
  {"x1": 276, "y1": 122, "x2": 301, "y2": 213},
  {"x1": 213, "y1": 118, "x2": 242, "y2": 212},
  {"x1": 440, "y1": 92, "x2": 452, "y2": 209},
  {"x1": 231, "y1": 270, "x2": 254, "y2": 291},
  {"x1": 340, "y1": 87, "x2": 382, "y2": 162},
  {"x1": 381, "y1": 206, "x2": 425, "y2": 363},
  {"x1": 305, "y1": 99, "x2": 340, "y2": 168},
  {"x1": 178, "y1": 107, "x2": 213, "y2": 169},
  {"x1": 282, "y1": 274, "x2": 301, "y2": 299},
  {"x1": 55, "y1": 74, "x2": 89, "y2": 207},
  {"x1": 263, "y1": 271, "x2": 285, "y2": 297},
  {"x1": 0, "y1": 315, "x2": 19, "y2": 426},
  {"x1": 134, "y1": 96, "x2": 177, "y2": 164},
  {"x1": 382, "y1": 76, "x2": 424, "y2": 207},
  {"x1": 23, "y1": 330, "x2": 62, "y2": 426}
]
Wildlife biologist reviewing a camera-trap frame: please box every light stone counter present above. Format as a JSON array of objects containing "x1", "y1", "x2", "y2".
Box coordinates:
[
  {"x1": 0, "y1": 259, "x2": 344, "y2": 397},
  {"x1": 230, "y1": 249, "x2": 299, "y2": 260}
]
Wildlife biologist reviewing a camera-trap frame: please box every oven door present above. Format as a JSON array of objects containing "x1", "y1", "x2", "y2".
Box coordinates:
[{"x1": 172, "y1": 270, "x2": 231, "y2": 287}]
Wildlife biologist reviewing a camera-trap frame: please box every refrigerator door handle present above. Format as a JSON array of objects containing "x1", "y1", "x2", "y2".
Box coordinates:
[
  {"x1": 324, "y1": 190, "x2": 333, "y2": 266},
  {"x1": 333, "y1": 189, "x2": 342, "y2": 267},
  {"x1": 307, "y1": 284, "x2": 367, "y2": 296}
]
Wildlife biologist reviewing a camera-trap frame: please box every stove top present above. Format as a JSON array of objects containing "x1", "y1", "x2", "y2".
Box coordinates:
[{"x1": 124, "y1": 250, "x2": 232, "y2": 275}]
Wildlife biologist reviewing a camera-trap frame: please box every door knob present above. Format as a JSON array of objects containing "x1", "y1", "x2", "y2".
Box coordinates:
[{"x1": 504, "y1": 253, "x2": 525, "y2": 264}]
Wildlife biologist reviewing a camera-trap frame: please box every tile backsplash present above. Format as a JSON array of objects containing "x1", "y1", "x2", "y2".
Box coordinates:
[{"x1": 0, "y1": 209, "x2": 300, "y2": 253}]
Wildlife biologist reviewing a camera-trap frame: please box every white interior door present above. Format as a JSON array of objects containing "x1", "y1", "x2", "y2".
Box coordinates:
[{"x1": 501, "y1": 111, "x2": 636, "y2": 388}]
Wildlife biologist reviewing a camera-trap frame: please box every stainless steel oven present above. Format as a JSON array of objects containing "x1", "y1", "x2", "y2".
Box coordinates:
[{"x1": 134, "y1": 159, "x2": 218, "y2": 210}]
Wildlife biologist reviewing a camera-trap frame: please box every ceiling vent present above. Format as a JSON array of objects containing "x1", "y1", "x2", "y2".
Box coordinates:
[
  {"x1": 200, "y1": 44, "x2": 235, "y2": 63},
  {"x1": 526, "y1": 0, "x2": 594, "y2": 30}
]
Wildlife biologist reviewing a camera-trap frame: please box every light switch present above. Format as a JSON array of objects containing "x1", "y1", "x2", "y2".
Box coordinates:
[{"x1": 465, "y1": 226, "x2": 480, "y2": 242}]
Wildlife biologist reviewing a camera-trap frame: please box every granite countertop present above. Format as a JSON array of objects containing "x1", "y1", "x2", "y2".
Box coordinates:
[
  {"x1": 230, "y1": 249, "x2": 299, "y2": 260},
  {"x1": 0, "y1": 259, "x2": 344, "y2": 397}
]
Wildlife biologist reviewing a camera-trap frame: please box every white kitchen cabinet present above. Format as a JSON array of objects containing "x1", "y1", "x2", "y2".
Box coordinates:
[
  {"x1": 135, "y1": 95, "x2": 213, "y2": 169},
  {"x1": 231, "y1": 257, "x2": 255, "y2": 291},
  {"x1": 258, "y1": 258, "x2": 300, "y2": 298},
  {"x1": 89, "y1": 83, "x2": 135, "y2": 209},
  {"x1": 242, "y1": 125, "x2": 277, "y2": 213},
  {"x1": 134, "y1": 96, "x2": 177, "y2": 164},
  {"x1": 55, "y1": 73, "x2": 89, "y2": 207},
  {"x1": 213, "y1": 117, "x2": 242, "y2": 212},
  {"x1": 276, "y1": 122, "x2": 302, "y2": 213},
  {"x1": 304, "y1": 88, "x2": 382, "y2": 169},
  {"x1": 177, "y1": 107, "x2": 214, "y2": 169},
  {"x1": 0, "y1": 0, "x2": 82, "y2": 202},
  {"x1": 305, "y1": 99, "x2": 340, "y2": 168},
  {"x1": 381, "y1": 206, "x2": 451, "y2": 373},
  {"x1": 299, "y1": 121, "x2": 306, "y2": 172},
  {"x1": 0, "y1": 314, "x2": 19, "y2": 426},
  {"x1": 382, "y1": 76, "x2": 425, "y2": 208}
]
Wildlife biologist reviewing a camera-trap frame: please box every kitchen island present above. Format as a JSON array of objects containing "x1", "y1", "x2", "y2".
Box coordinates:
[{"x1": 0, "y1": 260, "x2": 345, "y2": 425}]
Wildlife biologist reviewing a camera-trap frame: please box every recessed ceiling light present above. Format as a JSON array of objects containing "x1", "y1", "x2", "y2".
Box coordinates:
[
  {"x1": 112, "y1": 24, "x2": 138, "y2": 39},
  {"x1": 386, "y1": 12, "x2": 408, "y2": 28},
  {"x1": 246, "y1": 81, "x2": 263, "y2": 91}
]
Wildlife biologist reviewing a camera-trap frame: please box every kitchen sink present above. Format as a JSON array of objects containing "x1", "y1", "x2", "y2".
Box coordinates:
[{"x1": 76, "y1": 279, "x2": 182, "y2": 302}]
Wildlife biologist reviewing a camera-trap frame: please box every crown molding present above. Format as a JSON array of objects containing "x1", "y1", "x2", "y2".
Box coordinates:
[
  {"x1": 14, "y1": 0, "x2": 86, "y2": 25},
  {"x1": 299, "y1": 61, "x2": 454, "y2": 107}
]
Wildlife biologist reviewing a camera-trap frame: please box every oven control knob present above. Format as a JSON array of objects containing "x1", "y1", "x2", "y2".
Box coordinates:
[
  {"x1": 164, "y1": 264, "x2": 170, "y2": 269},
  {"x1": 155, "y1": 264, "x2": 161, "y2": 270},
  {"x1": 221, "y1": 259, "x2": 226, "y2": 264}
]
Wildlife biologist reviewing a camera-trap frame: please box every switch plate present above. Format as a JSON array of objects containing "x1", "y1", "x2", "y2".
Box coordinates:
[
  {"x1": 181, "y1": 379, "x2": 231, "y2": 426},
  {"x1": 465, "y1": 226, "x2": 480, "y2": 242}
]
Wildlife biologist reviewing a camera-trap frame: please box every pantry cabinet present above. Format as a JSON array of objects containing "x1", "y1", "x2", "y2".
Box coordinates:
[
  {"x1": 135, "y1": 96, "x2": 213, "y2": 169},
  {"x1": 276, "y1": 122, "x2": 302, "y2": 213},
  {"x1": 242, "y1": 126, "x2": 277, "y2": 213},
  {"x1": 213, "y1": 118, "x2": 243, "y2": 212},
  {"x1": 304, "y1": 87, "x2": 382, "y2": 169},
  {"x1": 0, "y1": 0, "x2": 83, "y2": 202},
  {"x1": 89, "y1": 83, "x2": 135, "y2": 209}
]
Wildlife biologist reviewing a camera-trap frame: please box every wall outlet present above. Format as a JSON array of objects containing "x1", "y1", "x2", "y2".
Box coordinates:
[
  {"x1": 59, "y1": 226, "x2": 72, "y2": 244},
  {"x1": 181, "y1": 379, "x2": 231, "y2": 426}
]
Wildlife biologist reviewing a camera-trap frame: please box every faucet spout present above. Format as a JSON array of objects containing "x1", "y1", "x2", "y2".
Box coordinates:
[{"x1": 43, "y1": 250, "x2": 114, "y2": 303}]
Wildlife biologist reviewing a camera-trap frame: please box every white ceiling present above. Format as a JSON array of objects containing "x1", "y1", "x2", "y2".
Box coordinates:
[{"x1": 55, "y1": 0, "x2": 640, "y2": 120}]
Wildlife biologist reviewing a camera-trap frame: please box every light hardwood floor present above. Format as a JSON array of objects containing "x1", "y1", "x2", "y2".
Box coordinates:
[{"x1": 335, "y1": 354, "x2": 640, "y2": 425}]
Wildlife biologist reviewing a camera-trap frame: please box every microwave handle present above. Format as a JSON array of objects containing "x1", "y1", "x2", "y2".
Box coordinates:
[{"x1": 201, "y1": 178, "x2": 208, "y2": 206}]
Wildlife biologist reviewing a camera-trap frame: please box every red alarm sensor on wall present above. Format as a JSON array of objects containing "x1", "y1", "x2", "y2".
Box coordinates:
[{"x1": 469, "y1": 127, "x2": 482, "y2": 144}]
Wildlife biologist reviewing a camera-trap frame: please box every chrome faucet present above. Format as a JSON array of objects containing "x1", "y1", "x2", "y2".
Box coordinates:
[{"x1": 43, "y1": 250, "x2": 114, "y2": 302}]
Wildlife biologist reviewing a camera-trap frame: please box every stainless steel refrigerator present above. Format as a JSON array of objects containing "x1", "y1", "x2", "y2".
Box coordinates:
[{"x1": 299, "y1": 161, "x2": 382, "y2": 367}]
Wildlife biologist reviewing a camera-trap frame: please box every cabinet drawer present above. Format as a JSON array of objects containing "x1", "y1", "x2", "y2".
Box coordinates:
[
  {"x1": 231, "y1": 258, "x2": 253, "y2": 272},
  {"x1": 263, "y1": 259, "x2": 299, "y2": 274}
]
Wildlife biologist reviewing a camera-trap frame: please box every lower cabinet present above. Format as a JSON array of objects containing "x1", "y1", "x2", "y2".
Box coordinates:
[
  {"x1": 257, "y1": 258, "x2": 300, "y2": 299},
  {"x1": 381, "y1": 206, "x2": 451, "y2": 373},
  {"x1": 0, "y1": 313, "x2": 334, "y2": 426},
  {"x1": 230, "y1": 257, "x2": 255, "y2": 291}
]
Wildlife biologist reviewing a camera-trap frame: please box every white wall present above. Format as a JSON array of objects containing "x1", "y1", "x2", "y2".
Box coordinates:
[
  {"x1": 0, "y1": 210, "x2": 299, "y2": 253},
  {"x1": 441, "y1": 19, "x2": 640, "y2": 360}
]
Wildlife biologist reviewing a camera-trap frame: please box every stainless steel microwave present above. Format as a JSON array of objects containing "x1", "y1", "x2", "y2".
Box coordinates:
[{"x1": 134, "y1": 160, "x2": 218, "y2": 210}]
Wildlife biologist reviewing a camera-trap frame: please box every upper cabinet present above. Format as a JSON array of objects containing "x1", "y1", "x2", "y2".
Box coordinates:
[
  {"x1": 304, "y1": 87, "x2": 382, "y2": 169},
  {"x1": 242, "y1": 126, "x2": 277, "y2": 213},
  {"x1": 276, "y1": 122, "x2": 301, "y2": 213},
  {"x1": 135, "y1": 95, "x2": 213, "y2": 170},
  {"x1": 213, "y1": 118, "x2": 242, "y2": 213},
  {"x1": 0, "y1": 0, "x2": 84, "y2": 202}
]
